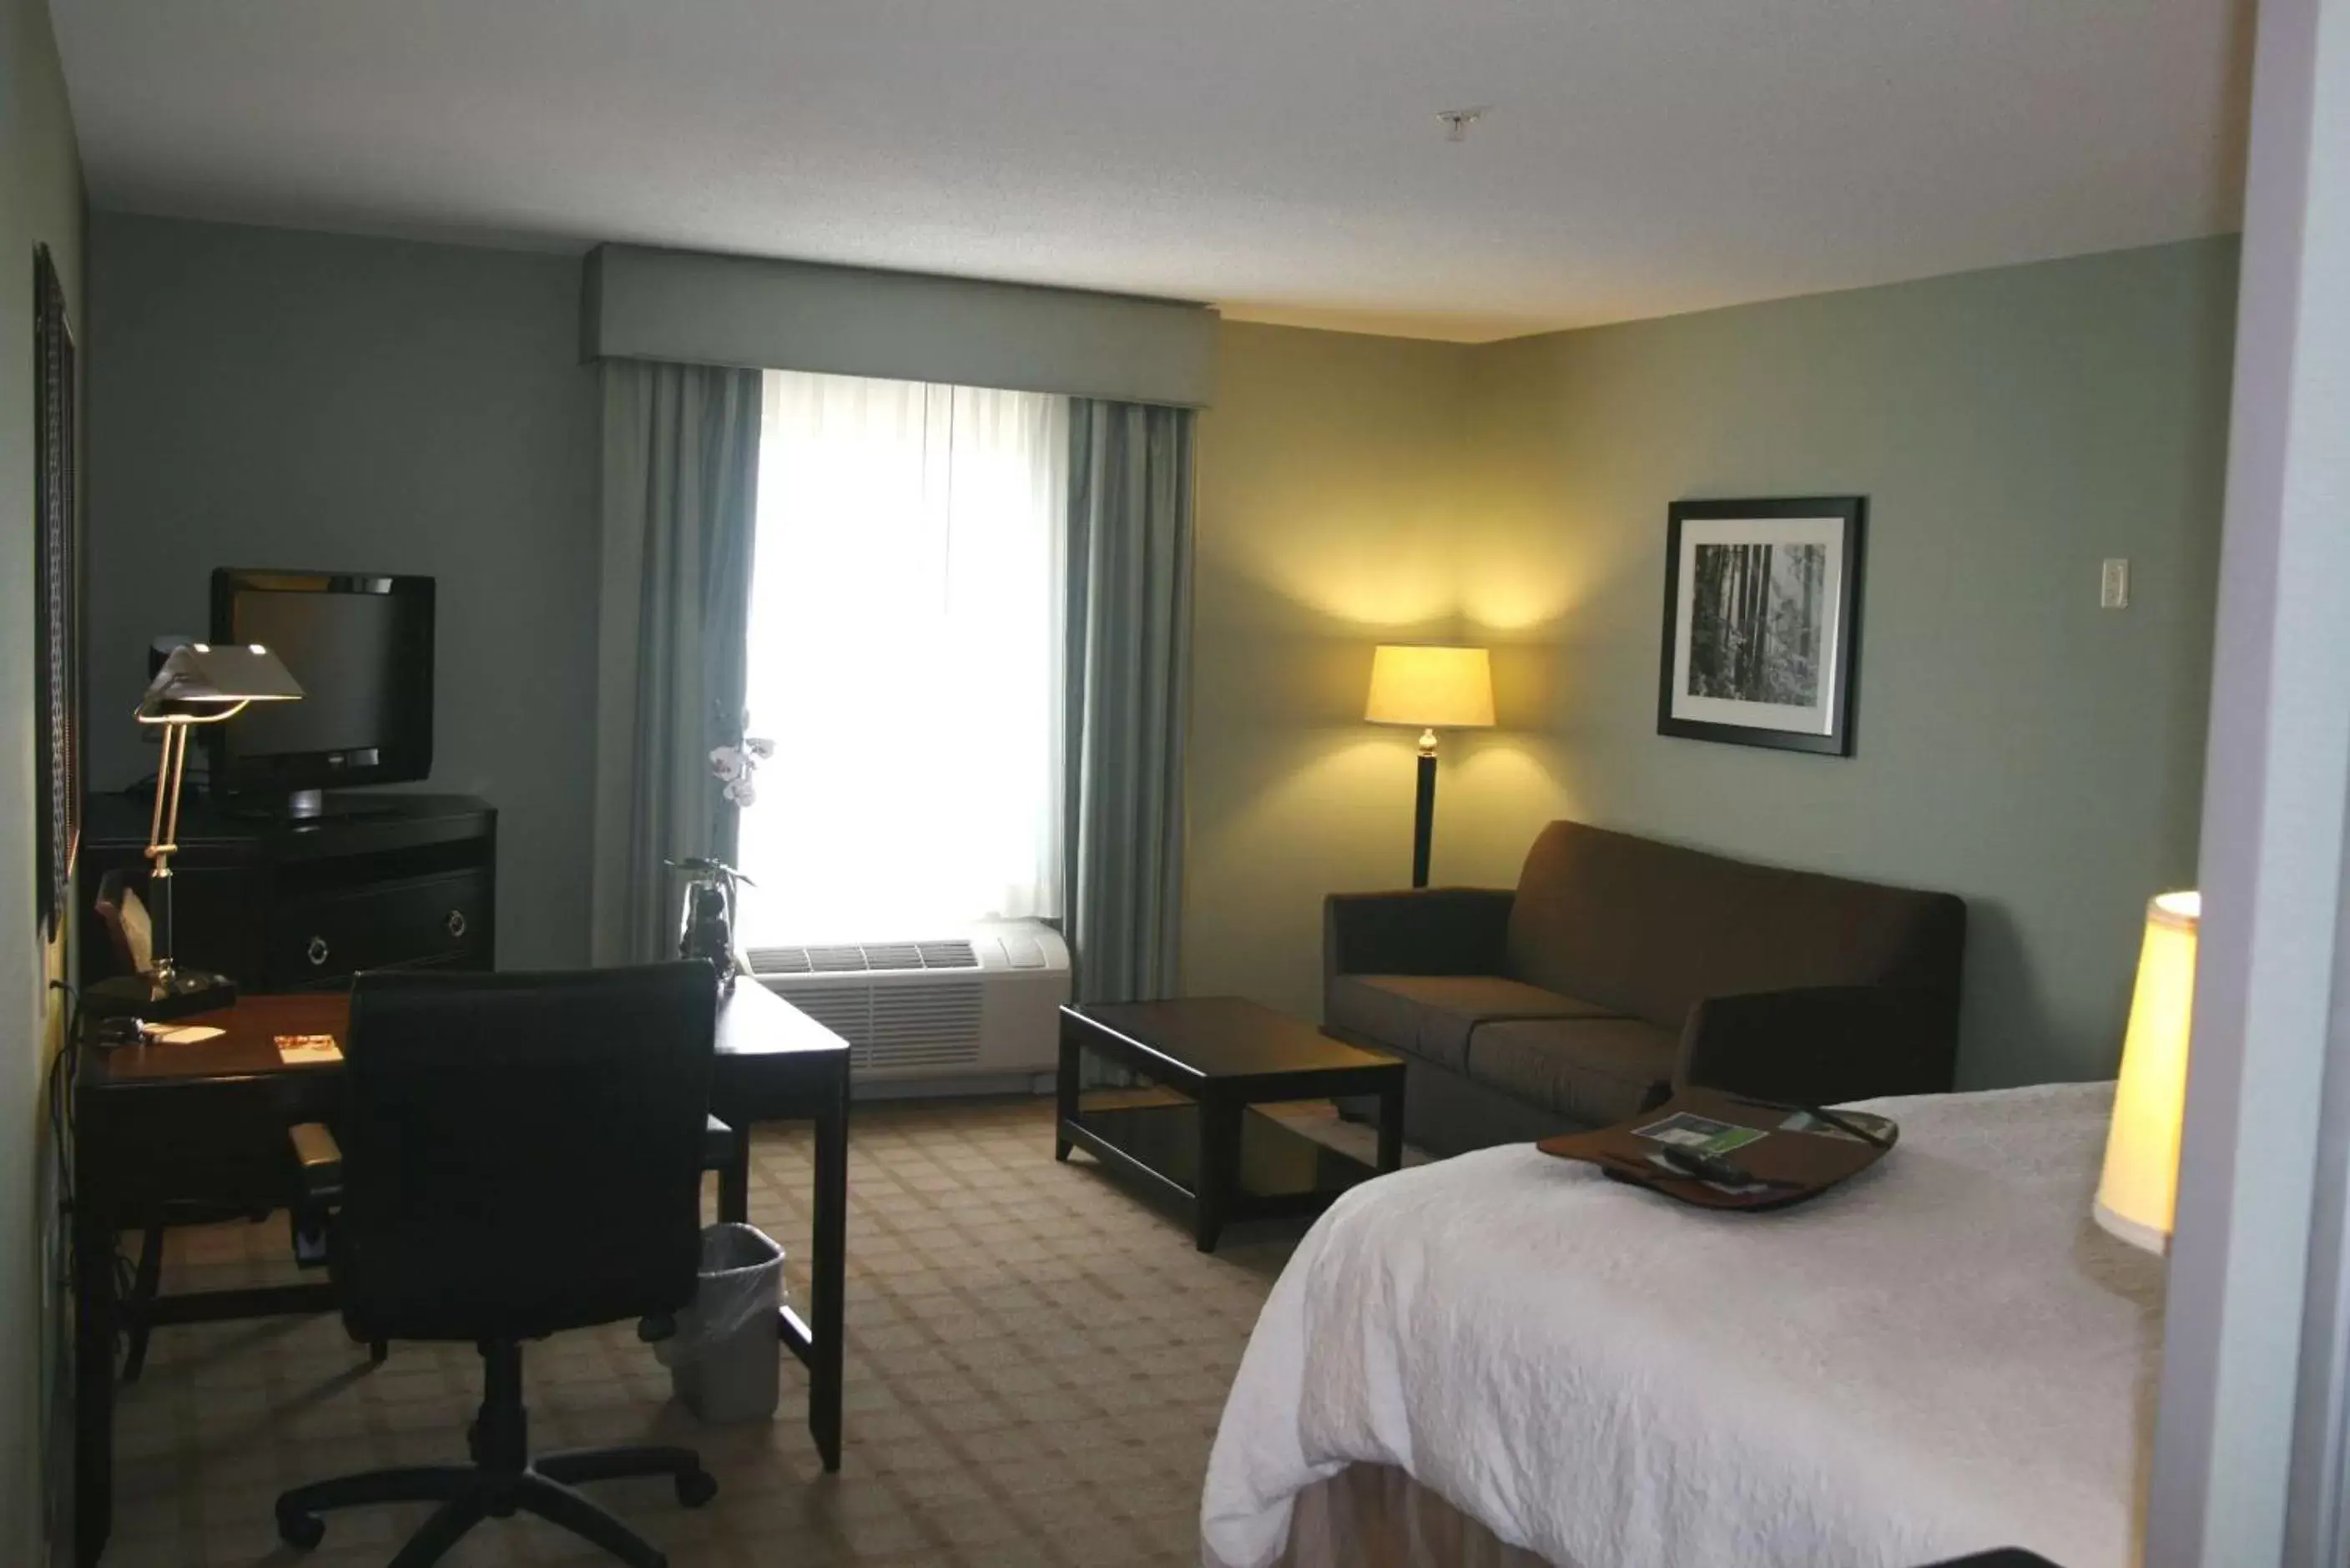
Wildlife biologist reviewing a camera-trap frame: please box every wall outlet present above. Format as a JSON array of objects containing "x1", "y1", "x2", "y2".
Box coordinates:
[{"x1": 2100, "y1": 557, "x2": 2131, "y2": 609}]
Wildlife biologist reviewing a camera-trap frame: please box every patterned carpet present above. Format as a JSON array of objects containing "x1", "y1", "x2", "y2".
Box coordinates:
[{"x1": 98, "y1": 1097, "x2": 1329, "y2": 1568}]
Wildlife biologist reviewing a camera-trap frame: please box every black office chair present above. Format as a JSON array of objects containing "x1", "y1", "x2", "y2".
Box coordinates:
[{"x1": 275, "y1": 963, "x2": 723, "y2": 1568}]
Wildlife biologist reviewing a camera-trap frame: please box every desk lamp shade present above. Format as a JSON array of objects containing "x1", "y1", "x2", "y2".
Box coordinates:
[
  {"x1": 1364, "y1": 645, "x2": 1495, "y2": 890},
  {"x1": 2094, "y1": 890, "x2": 2200, "y2": 1254},
  {"x1": 1364, "y1": 645, "x2": 1496, "y2": 730},
  {"x1": 86, "y1": 643, "x2": 304, "y2": 1024},
  {"x1": 138, "y1": 642, "x2": 305, "y2": 718}
]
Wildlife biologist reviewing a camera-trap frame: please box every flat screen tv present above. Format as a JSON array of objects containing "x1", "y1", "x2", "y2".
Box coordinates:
[{"x1": 207, "y1": 568, "x2": 435, "y2": 813}]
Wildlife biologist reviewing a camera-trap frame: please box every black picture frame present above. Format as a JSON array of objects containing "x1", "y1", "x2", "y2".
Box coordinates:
[
  {"x1": 1656, "y1": 496, "x2": 1864, "y2": 757},
  {"x1": 33, "y1": 245, "x2": 78, "y2": 938}
]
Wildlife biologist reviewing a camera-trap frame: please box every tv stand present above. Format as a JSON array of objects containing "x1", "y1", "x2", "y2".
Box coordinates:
[
  {"x1": 221, "y1": 789, "x2": 410, "y2": 825},
  {"x1": 78, "y1": 792, "x2": 497, "y2": 993}
]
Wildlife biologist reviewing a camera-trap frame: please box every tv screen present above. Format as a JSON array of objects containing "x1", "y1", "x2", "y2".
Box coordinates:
[{"x1": 208, "y1": 569, "x2": 435, "y2": 800}]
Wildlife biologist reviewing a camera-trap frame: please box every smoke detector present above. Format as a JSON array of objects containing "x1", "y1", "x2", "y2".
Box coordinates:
[{"x1": 1438, "y1": 108, "x2": 1487, "y2": 143}]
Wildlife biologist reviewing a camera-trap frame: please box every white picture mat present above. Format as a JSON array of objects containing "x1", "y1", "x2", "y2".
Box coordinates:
[{"x1": 1669, "y1": 515, "x2": 1846, "y2": 734}]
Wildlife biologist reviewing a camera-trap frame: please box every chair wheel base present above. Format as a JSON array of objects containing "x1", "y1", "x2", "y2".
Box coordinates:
[
  {"x1": 276, "y1": 1508, "x2": 325, "y2": 1550},
  {"x1": 675, "y1": 1469, "x2": 718, "y2": 1508}
]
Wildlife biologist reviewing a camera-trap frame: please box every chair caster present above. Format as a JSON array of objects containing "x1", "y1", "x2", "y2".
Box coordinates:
[
  {"x1": 275, "y1": 1507, "x2": 325, "y2": 1550},
  {"x1": 676, "y1": 1469, "x2": 719, "y2": 1508}
]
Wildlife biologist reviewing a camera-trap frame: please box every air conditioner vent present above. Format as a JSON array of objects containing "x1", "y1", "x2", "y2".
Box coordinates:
[
  {"x1": 863, "y1": 978, "x2": 983, "y2": 1071},
  {"x1": 780, "y1": 987, "x2": 870, "y2": 1049},
  {"x1": 747, "y1": 938, "x2": 981, "y2": 976},
  {"x1": 748, "y1": 920, "x2": 1068, "y2": 1086}
]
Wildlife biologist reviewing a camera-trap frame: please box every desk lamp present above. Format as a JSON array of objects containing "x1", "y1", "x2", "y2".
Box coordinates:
[
  {"x1": 2093, "y1": 890, "x2": 2199, "y2": 1253},
  {"x1": 85, "y1": 643, "x2": 303, "y2": 1022},
  {"x1": 1365, "y1": 645, "x2": 1495, "y2": 888}
]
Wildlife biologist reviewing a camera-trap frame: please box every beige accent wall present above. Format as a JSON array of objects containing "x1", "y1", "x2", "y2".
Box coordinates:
[
  {"x1": 1186, "y1": 239, "x2": 2237, "y2": 1089},
  {"x1": 1183, "y1": 323, "x2": 1475, "y2": 1019}
]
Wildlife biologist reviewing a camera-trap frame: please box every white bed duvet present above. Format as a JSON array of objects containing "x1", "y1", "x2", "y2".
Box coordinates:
[{"x1": 1201, "y1": 1083, "x2": 2161, "y2": 1568}]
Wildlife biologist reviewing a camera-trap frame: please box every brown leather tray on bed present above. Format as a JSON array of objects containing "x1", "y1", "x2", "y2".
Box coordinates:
[{"x1": 1536, "y1": 1085, "x2": 1896, "y2": 1211}]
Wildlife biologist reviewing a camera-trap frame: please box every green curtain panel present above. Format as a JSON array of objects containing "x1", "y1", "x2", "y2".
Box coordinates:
[
  {"x1": 1064, "y1": 399, "x2": 1198, "y2": 1005},
  {"x1": 590, "y1": 360, "x2": 764, "y2": 965}
]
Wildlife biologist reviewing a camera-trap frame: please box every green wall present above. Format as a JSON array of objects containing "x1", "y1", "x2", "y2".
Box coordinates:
[
  {"x1": 1440, "y1": 239, "x2": 2237, "y2": 1086},
  {"x1": 0, "y1": 0, "x2": 83, "y2": 1555},
  {"x1": 76, "y1": 213, "x2": 2237, "y2": 1094},
  {"x1": 1184, "y1": 241, "x2": 2235, "y2": 1089},
  {"x1": 84, "y1": 214, "x2": 600, "y2": 968}
]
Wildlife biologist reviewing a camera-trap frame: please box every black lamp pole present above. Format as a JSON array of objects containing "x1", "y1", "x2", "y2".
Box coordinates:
[{"x1": 1411, "y1": 729, "x2": 1438, "y2": 889}]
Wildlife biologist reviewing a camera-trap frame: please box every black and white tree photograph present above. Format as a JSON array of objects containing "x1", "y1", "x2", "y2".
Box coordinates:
[
  {"x1": 1687, "y1": 542, "x2": 1828, "y2": 706},
  {"x1": 1659, "y1": 497, "x2": 1864, "y2": 756}
]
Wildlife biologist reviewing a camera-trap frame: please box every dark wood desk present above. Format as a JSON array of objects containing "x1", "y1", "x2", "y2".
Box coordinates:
[{"x1": 73, "y1": 981, "x2": 850, "y2": 1568}]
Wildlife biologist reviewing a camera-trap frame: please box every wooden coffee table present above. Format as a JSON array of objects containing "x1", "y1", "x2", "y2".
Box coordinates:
[{"x1": 1056, "y1": 996, "x2": 1406, "y2": 1251}]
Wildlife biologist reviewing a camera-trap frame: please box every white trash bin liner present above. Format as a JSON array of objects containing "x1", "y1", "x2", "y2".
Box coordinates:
[{"x1": 658, "y1": 1222, "x2": 784, "y2": 1423}]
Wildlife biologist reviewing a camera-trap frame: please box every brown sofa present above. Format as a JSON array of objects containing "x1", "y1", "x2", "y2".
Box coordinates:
[{"x1": 1324, "y1": 820, "x2": 1967, "y2": 1155}]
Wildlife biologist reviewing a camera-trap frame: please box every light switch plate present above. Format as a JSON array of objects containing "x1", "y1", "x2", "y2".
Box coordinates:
[{"x1": 2100, "y1": 558, "x2": 2131, "y2": 609}]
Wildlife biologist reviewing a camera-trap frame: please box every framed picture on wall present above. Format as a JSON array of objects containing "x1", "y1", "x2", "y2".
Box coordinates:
[
  {"x1": 1657, "y1": 496, "x2": 1863, "y2": 756},
  {"x1": 34, "y1": 245, "x2": 79, "y2": 937}
]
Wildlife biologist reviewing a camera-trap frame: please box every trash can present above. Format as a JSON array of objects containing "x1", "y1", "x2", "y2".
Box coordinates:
[{"x1": 659, "y1": 1222, "x2": 784, "y2": 1423}]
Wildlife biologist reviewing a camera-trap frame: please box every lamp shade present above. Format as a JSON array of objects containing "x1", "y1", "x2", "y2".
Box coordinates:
[
  {"x1": 2093, "y1": 890, "x2": 2200, "y2": 1254},
  {"x1": 137, "y1": 642, "x2": 304, "y2": 720},
  {"x1": 1364, "y1": 645, "x2": 1495, "y2": 729}
]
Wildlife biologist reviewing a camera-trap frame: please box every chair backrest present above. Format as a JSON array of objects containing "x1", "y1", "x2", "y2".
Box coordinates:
[{"x1": 335, "y1": 962, "x2": 717, "y2": 1343}]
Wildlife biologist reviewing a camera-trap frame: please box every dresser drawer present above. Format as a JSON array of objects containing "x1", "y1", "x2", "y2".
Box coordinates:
[{"x1": 266, "y1": 871, "x2": 491, "y2": 989}]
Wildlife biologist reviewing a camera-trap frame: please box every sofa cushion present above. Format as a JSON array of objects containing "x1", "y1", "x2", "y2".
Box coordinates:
[
  {"x1": 1466, "y1": 1016, "x2": 1680, "y2": 1129},
  {"x1": 1505, "y1": 820, "x2": 1967, "y2": 1032},
  {"x1": 1326, "y1": 975, "x2": 1619, "y2": 1074}
]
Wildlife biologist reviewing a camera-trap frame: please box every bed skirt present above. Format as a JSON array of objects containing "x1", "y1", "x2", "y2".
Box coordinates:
[{"x1": 1270, "y1": 1464, "x2": 1577, "y2": 1568}]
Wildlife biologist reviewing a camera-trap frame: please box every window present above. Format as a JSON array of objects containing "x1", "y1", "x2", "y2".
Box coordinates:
[{"x1": 734, "y1": 368, "x2": 1069, "y2": 941}]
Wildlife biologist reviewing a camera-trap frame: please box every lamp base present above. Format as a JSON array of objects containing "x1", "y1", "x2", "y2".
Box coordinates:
[{"x1": 83, "y1": 969, "x2": 240, "y2": 1025}]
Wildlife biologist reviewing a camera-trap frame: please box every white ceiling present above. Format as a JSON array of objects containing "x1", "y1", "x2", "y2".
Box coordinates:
[{"x1": 53, "y1": 0, "x2": 2252, "y2": 341}]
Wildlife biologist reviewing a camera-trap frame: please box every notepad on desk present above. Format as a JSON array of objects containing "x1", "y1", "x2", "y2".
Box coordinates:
[{"x1": 275, "y1": 1034, "x2": 343, "y2": 1066}]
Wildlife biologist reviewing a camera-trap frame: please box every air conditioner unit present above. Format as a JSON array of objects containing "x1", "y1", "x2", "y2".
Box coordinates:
[{"x1": 743, "y1": 919, "x2": 1071, "y2": 1093}]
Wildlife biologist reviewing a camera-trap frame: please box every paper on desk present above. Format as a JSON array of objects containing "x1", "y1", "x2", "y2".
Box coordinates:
[
  {"x1": 275, "y1": 1034, "x2": 343, "y2": 1065},
  {"x1": 149, "y1": 1024, "x2": 224, "y2": 1045}
]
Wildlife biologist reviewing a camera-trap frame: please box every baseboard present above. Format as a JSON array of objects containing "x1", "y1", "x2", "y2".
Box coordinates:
[{"x1": 850, "y1": 1071, "x2": 1055, "y2": 1102}]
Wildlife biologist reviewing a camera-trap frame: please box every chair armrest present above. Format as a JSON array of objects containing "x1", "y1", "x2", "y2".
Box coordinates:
[
  {"x1": 1672, "y1": 986, "x2": 1959, "y2": 1107},
  {"x1": 288, "y1": 1122, "x2": 344, "y2": 1204},
  {"x1": 1324, "y1": 888, "x2": 1515, "y2": 979}
]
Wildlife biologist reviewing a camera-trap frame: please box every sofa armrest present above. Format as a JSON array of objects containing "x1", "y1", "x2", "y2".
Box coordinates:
[
  {"x1": 1324, "y1": 888, "x2": 1515, "y2": 980},
  {"x1": 1672, "y1": 986, "x2": 1959, "y2": 1107}
]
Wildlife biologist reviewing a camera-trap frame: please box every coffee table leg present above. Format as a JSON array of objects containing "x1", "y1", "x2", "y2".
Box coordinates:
[
  {"x1": 1376, "y1": 1073, "x2": 1404, "y2": 1174},
  {"x1": 1196, "y1": 1098, "x2": 1241, "y2": 1252},
  {"x1": 1055, "y1": 1019, "x2": 1078, "y2": 1162}
]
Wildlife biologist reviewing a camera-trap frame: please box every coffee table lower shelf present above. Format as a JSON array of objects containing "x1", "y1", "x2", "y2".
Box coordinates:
[{"x1": 1060, "y1": 1095, "x2": 1384, "y2": 1250}]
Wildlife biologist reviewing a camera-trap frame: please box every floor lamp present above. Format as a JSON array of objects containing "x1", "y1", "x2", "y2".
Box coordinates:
[
  {"x1": 1365, "y1": 645, "x2": 1494, "y2": 889},
  {"x1": 85, "y1": 642, "x2": 305, "y2": 1022}
]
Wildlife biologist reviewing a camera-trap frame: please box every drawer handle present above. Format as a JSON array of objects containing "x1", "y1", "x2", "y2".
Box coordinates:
[
  {"x1": 305, "y1": 935, "x2": 330, "y2": 968},
  {"x1": 446, "y1": 910, "x2": 468, "y2": 940}
]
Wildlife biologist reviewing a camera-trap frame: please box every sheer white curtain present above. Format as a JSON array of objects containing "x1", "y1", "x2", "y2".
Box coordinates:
[{"x1": 734, "y1": 368, "x2": 1069, "y2": 941}]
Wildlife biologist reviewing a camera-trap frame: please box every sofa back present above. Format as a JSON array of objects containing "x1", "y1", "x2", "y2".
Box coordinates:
[{"x1": 1505, "y1": 821, "x2": 1965, "y2": 1031}]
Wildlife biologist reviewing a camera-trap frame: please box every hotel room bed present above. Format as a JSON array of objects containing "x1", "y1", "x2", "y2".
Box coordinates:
[{"x1": 1199, "y1": 1082, "x2": 2159, "y2": 1568}]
